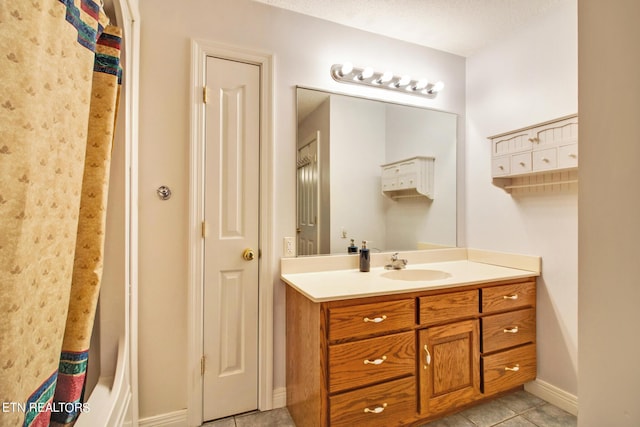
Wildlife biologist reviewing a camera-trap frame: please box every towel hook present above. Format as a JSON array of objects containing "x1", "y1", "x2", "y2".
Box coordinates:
[{"x1": 157, "y1": 186, "x2": 172, "y2": 201}]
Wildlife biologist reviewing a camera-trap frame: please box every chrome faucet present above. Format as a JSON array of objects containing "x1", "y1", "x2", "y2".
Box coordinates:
[{"x1": 385, "y1": 252, "x2": 408, "y2": 270}]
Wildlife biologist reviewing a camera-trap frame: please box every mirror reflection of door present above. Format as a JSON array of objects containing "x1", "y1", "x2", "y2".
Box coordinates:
[{"x1": 297, "y1": 131, "x2": 320, "y2": 255}]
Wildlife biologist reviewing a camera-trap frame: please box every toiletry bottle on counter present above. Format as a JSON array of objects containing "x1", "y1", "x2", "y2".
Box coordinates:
[
  {"x1": 347, "y1": 239, "x2": 358, "y2": 254},
  {"x1": 359, "y1": 240, "x2": 370, "y2": 272}
]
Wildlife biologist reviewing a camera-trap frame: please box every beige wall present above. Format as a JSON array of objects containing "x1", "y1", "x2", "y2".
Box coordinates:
[
  {"x1": 466, "y1": 0, "x2": 578, "y2": 398},
  {"x1": 137, "y1": 0, "x2": 465, "y2": 419},
  {"x1": 578, "y1": 1, "x2": 640, "y2": 425}
]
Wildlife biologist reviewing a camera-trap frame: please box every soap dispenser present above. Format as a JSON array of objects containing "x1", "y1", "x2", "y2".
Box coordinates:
[
  {"x1": 347, "y1": 239, "x2": 358, "y2": 254},
  {"x1": 359, "y1": 240, "x2": 370, "y2": 272}
]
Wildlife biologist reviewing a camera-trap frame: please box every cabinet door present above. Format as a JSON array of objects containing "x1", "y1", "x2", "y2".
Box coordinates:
[
  {"x1": 418, "y1": 319, "x2": 480, "y2": 416},
  {"x1": 530, "y1": 116, "x2": 578, "y2": 148},
  {"x1": 492, "y1": 131, "x2": 533, "y2": 155},
  {"x1": 396, "y1": 160, "x2": 418, "y2": 190},
  {"x1": 381, "y1": 165, "x2": 399, "y2": 191}
]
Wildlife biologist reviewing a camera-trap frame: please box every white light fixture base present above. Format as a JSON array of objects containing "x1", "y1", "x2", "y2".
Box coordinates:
[{"x1": 330, "y1": 63, "x2": 444, "y2": 99}]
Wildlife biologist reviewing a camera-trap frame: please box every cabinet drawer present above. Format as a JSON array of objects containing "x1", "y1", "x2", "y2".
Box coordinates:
[
  {"x1": 328, "y1": 299, "x2": 415, "y2": 342},
  {"x1": 419, "y1": 290, "x2": 478, "y2": 325},
  {"x1": 397, "y1": 172, "x2": 417, "y2": 190},
  {"x1": 482, "y1": 343, "x2": 536, "y2": 395},
  {"x1": 481, "y1": 281, "x2": 536, "y2": 314},
  {"x1": 482, "y1": 308, "x2": 536, "y2": 353},
  {"x1": 382, "y1": 177, "x2": 397, "y2": 191},
  {"x1": 491, "y1": 156, "x2": 510, "y2": 177},
  {"x1": 558, "y1": 143, "x2": 578, "y2": 169},
  {"x1": 532, "y1": 148, "x2": 557, "y2": 171},
  {"x1": 329, "y1": 376, "x2": 415, "y2": 427},
  {"x1": 329, "y1": 331, "x2": 414, "y2": 393},
  {"x1": 510, "y1": 152, "x2": 532, "y2": 175}
]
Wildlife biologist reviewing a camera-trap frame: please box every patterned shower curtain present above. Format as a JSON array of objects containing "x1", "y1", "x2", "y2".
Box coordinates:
[{"x1": 0, "y1": 1, "x2": 122, "y2": 426}]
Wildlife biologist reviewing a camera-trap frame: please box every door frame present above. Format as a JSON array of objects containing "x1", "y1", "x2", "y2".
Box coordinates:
[{"x1": 187, "y1": 39, "x2": 274, "y2": 427}]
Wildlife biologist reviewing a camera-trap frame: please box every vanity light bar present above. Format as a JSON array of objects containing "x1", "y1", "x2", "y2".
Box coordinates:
[{"x1": 330, "y1": 63, "x2": 444, "y2": 99}]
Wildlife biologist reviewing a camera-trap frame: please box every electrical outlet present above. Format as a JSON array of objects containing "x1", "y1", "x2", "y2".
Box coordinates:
[{"x1": 283, "y1": 237, "x2": 295, "y2": 257}]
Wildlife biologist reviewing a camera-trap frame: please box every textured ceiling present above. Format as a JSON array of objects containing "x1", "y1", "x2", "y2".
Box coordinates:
[{"x1": 251, "y1": 0, "x2": 566, "y2": 57}]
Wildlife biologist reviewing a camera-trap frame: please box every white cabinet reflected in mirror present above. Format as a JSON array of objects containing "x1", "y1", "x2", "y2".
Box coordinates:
[{"x1": 296, "y1": 87, "x2": 458, "y2": 256}]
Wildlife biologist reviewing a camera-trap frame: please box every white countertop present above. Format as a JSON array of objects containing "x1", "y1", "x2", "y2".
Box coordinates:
[{"x1": 281, "y1": 249, "x2": 540, "y2": 303}]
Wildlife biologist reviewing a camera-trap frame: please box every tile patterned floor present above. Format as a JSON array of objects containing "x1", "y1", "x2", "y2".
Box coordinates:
[{"x1": 202, "y1": 390, "x2": 576, "y2": 427}]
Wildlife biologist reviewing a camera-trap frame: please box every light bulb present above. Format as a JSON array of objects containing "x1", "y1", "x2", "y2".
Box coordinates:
[
  {"x1": 361, "y1": 67, "x2": 374, "y2": 79},
  {"x1": 376, "y1": 71, "x2": 393, "y2": 84},
  {"x1": 430, "y1": 81, "x2": 445, "y2": 93},
  {"x1": 340, "y1": 62, "x2": 353, "y2": 77},
  {"x1": 399, "y1": 75, "x2": 411, "y2": 86},
  {"x1": 415, "y1": 79, "x2": 429, "y2": 90}
]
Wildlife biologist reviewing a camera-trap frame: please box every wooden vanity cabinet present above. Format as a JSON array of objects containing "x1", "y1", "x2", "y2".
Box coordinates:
[{"x1": 286, "y1": 278, "x2": 537, "y2": 427}]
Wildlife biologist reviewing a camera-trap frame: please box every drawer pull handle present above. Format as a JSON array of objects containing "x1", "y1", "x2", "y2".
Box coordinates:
[
  {"x1": 364, "y1": 356, "x2": 387, "y2": 365},
  {"x1": 505, "y1": 364, "x2": 520, "y2": 372},
  {"x1": 569, "y1": 153, "x2": 577, "y2": 158},
  {"x1": 364, "y1": 403, "x2": 387, "y2": 414},
  {"x1": 519, "y1": 162, "x2": 526, "y2": 167},
  {"x1": 503, "y1": 294, "x2": 518, "y2": 300},
  {"x1": 423, "y1": 344, "x2": 431, "y2": 367},
  {"x1": 504, "y1": 326, "x2": 519, "y2": 333},
  {"x1": 363, "y1": 315, "x2": 387, "y2": 323},
  {"x1": 542, "y1": 157, "x2": 549, "y2": 162}
]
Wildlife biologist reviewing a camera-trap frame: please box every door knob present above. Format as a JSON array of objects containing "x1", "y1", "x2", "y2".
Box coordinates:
[{"x1": 242, "y1": 248, "x2": 256, "y2": 261}]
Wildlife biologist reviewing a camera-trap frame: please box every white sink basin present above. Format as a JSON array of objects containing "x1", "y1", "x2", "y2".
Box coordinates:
[{"x1": 382, "y1": 269, "x2": 451, "y2": 281}]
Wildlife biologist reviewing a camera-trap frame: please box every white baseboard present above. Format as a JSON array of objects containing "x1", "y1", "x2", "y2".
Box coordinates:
[
  {"x1": 138, "y1": 409, "x2": 188, "y2": 427},
  {"x1": 525, "y1": 379, "x2": 578, "y2": 416},
  {"x1": 272, "y1": 387, "x2": 287, "y2": 409},
  {"x1": 140, "y1": 388, "x2": 286, "y2": 426}
]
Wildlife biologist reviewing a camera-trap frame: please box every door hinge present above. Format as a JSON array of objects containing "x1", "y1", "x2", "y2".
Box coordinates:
[
  {"x1": 201, "y1": 355, "x2": 206, "y2": 376},
  {"x1": 201, "y1": 221, "x2": 208, "y2": 238},
  {"x1": 203, "y1": 86, "x2": 209, "y2": 104}
]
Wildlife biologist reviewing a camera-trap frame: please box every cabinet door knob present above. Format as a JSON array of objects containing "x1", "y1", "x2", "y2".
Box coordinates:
[
  {"x1": 503, "y1": 326, "x2": 519, "y2": 333},
  {"x1": 542, "y1": 157, "x2": 549, "y2": 163},
  {"x1": 363, "y1": 356, "x2": 387, "y2": 365},
  {"x1": 519, "y1": 162, "x2": 526, "y2": 167},
  {"x1": 363, "y1": 315, "x2": 387, "y2": 323},
  {"x1": 364, "y1": 403, "x2": 387, "y2": 414},
  {"x1": 503, "y1": 294, "x2": 519, "y2": 300},
  {"x1": 505, "y1": 364, "x2": 520, "y2": 372}
]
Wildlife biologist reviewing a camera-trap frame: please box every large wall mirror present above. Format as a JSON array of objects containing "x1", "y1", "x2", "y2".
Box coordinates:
[{"x1": 296, "y1": 87, "x2": 458, "y2": 256}]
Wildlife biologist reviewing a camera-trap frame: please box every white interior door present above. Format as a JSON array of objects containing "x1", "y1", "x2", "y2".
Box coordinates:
[
  {"x1": 203, "y1": 56, "x2": 260, "y2": 421},
  {"x1": 297, "y1": 131, "x2": 319, "y2": 255}
]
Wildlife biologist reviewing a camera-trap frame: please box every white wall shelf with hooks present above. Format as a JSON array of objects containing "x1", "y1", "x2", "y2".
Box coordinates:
[
  {"x1": 489, "y1": 114, "x2": 578, "y2": 194},
  {"x1": 381, "y1": 156, "x2": 435, "y2": 200}
]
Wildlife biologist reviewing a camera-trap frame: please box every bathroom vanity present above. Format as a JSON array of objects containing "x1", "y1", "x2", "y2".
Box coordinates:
[{"x1": 282, "y1": 248, "x2": 539, "y2": 426}]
